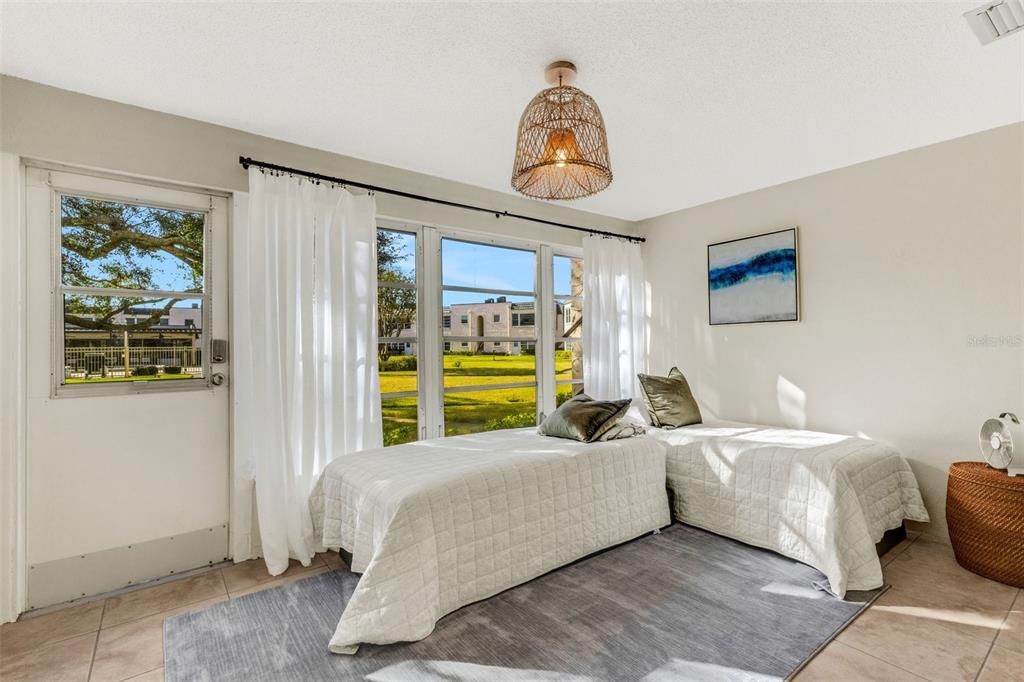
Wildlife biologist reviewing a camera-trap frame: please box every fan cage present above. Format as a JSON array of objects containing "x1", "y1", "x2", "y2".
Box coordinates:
[{"x1": 511, "y1": 85, "x2": 612, "y2": 201}]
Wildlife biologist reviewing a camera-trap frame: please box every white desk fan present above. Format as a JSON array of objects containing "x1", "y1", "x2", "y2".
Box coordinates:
[{"x1": 979, "y1": 412, "x2": 1024, "y2": 476}]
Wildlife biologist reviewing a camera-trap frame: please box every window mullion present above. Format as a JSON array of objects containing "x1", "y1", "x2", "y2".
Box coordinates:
[
  {"x1": 537, "y1": 244, "x2": 555, "y2": 420},
  {"x1": 419, "y1": 225, "x2": 444, "y2": 439}
]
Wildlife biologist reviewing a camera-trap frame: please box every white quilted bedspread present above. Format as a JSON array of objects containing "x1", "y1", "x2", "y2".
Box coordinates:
[
  {"x1": 309, "y1": 428, "x2": 670, "y2": 654},
  {"x1": 652, "y1": 422, "x2": 930, "y2": 596}
]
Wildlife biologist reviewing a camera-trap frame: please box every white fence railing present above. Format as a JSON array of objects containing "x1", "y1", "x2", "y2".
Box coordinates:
[{"x1": 64, "y1": 346, "x2": 203, "y2": 377}]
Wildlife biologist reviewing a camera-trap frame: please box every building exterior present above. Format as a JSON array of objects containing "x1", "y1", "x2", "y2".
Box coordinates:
[
  {"x1": 386, "y1": 297, "x2": 578, "y2": 356},
  {"x1": 63, "y1": 303, "x2": 204, "y2": 377}
]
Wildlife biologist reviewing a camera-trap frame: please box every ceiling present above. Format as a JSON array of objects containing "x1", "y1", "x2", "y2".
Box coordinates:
[{"x1": 2, "y1": 2, "x2": 1022, "y2": 221}]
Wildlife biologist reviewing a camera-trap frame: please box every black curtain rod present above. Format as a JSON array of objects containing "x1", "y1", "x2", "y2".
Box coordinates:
[{"x1": 239, "y1": 156, "x2": 644, "y2": 244}]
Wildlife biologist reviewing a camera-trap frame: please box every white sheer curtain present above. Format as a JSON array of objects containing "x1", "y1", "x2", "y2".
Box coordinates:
[
  {"x1": 232, "y1": 169, "x2": 382, "y2": 575},
  {"x1": 582, "y1": 235, "x2": 648, "y2": 403}
]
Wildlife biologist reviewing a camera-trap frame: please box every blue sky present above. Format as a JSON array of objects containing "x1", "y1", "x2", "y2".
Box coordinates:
[{"x1": 387, "y1": 232, "x2": 578, "y2": 305}]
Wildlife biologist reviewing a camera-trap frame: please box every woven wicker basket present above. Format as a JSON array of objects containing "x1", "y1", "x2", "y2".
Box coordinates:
[{"x1": 946, "y1": 461, "x2": 1024, "y2": 588}]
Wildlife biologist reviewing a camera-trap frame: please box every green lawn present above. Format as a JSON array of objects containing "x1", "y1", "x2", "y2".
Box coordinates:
[{"x1": 381, "y1": 353, "x2": 579, "y2": 445}]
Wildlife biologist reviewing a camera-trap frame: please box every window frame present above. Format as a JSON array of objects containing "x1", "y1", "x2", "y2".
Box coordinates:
[
  {"x1": 47, "y1": 170, "x2": 218, "y2": 398},
  {"x1": 552, "y1": 251, "x2": 585, "y2": 399},
  {"x1": 375, "y1": 217, "x2": 582, "y2": 440},
  {"x1": 376, "y1": 220, "x2": 425, "y2": 444}
]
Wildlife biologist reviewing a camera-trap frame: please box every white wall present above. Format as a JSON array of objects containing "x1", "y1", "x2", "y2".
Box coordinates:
[
  {"x1": 0, "y1": 76, "x2": 633, "y2": 246},
  {"x1": 639, "y1": 123, "x2": 1024, "y2": 541},
  {"x1": 0, "y1": 75, "x2": 632, "y2": 583}
]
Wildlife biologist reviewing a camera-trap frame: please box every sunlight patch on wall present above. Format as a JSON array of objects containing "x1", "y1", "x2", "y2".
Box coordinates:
[{"x1": 776, "y1": 375, "x2": 807, "y2": 428}]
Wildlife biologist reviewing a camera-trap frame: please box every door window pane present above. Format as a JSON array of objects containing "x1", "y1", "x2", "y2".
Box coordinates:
[
  {"x1": 444, "y1": 386, "x2": 537, "y2": 436},
  {"x1": 62, "y1": 294, "x2": 204, "y2": 383},
  {"x1": 61, "y1": 196, "x2": 205, "y2": 292}
]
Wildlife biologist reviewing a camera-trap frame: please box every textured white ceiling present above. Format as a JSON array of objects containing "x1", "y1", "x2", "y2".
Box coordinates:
[{"x1": 2, "y1": 1, "x2": 1022, "y2": 221}]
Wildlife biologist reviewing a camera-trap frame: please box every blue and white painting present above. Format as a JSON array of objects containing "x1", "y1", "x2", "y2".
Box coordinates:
[{"x1": 708, "y1": 228, "x2": 798, "y2": 325}]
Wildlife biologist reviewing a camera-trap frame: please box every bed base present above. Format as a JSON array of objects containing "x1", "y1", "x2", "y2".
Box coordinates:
[
  {"x1": 333, "y1": 523, "x2": 903, "y2": 573},
  {"x1": 875, "y1": 523, "x2": 907, "y2": 557}
]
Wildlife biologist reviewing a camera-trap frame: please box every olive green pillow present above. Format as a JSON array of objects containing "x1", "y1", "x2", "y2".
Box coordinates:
[
  {"x1": 637, "y1": 367, "x2": 702, "y2": 428},
  {"x1": 538, "y1": 394, "x2": 632, "y2": 443}
]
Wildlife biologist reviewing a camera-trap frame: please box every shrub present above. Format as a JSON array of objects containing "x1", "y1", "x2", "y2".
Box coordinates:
[
  {"x1": 132, "y1": 365, "x2": 159, "y2": 377},
  {"x1": 163, "y1": 366, "x2": 183, "y2": 375},
  {"x1": 383, "y1": 424, "x2": 418, "y2": 447},
  {"x1": 485, "y1": 411, "x2": 537, "y2": 431},
  {"x1": 380, "y1": 356, "x2": 417, "y2": 372}
]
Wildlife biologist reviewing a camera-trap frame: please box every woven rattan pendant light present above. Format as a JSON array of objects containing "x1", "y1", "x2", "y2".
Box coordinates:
[{"x1": 511, "y1": 61, "x2": 612, "y2": 200}]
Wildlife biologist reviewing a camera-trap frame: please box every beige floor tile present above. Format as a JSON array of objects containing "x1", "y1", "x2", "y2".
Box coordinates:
[
  {"x1": 838, "y1": 592, "x2": 999, "y2": 681},
  {"x1": 0, "y1": 599, "x2": 105, "y2": 658},
  {"x1": 228, "y1": 566, "x2": 330, "y2": 599},
  {"x1": 978, "y1": 645, "x2": 1024, "y2": 682},
  {"x1": 884, "y1": 539, "x2": 1018, "y2": 613},
  {"x1": 223, "y1": 556, "x2": 325, "y2": 595},
  {"x1": 795, "y1": 641, "x2": 925, "y2": 681},
  {"x1": 995, "y1": 592, "x2": 1023, "y2": 654},
  {"x1": 318, "y1": 551, "x2": 348, "y2": 572},
  {"x1": 91, "y1": 596, "x2": 224, "y2": 682},
  {"x1": 101, "y1": 571, "x2": 226, "y2": 629},
  {"x1": 0, "y1": 630, "x2": 96, "y2": 682},
  {"x1": 124, "y1": 667, "x2": 164, "y2": 681}
]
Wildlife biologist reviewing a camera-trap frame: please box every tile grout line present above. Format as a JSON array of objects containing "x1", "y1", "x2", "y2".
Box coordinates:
[
  {"x1": 974, "y1": 588, "x2": 1021, "y2": 682},
  {"x1": 837, "y1": 639, "x2": 932, "y2": 681},
  {"x1": 123, "y1": 665, "x2": 162, "y2": 682},
  {"x1": 218, "y1": 567, "x2": 229, "y2": 600},
  {"x1": 86, "y1": 600, "x2": 107, "y2": 681},
  {"x1": 102, "y1": 592, "x2": 228, "y2": 631},
  {"x1": 831, "y1": 533, "x2": 937, "y2": 682}
]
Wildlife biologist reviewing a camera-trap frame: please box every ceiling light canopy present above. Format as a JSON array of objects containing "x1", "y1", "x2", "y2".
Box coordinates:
[{"x1": 511, "y1": 61, "x2": 612, "y2": 201}]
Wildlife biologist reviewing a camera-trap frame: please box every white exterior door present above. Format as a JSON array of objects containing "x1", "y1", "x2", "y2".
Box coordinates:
[{"x1": 23, "y1": 165, "x2": 231, "y2": 609}]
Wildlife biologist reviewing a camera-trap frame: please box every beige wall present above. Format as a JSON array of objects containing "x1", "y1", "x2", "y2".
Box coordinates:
[
  {"x1": 639, "y1": 122, "x2": 1024, "y2": 541},
  {"x1": 0, "y1": 75, "x2": 633, "y2": 244}
]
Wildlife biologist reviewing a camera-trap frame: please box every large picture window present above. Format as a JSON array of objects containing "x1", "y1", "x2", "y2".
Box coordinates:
[
  {"x1": 57, "y1": 194, "x2": 209, "y2": 390},
  {"x1": 440, "y1": 238, "x2": 538, "y2": 436},
  {"x1": 374, "y1": 224, "x2": 582, "y2": 444}
]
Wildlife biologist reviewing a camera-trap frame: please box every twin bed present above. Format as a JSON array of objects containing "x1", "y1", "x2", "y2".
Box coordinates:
[{"x1": 309, "y1": 419, "x2": 929, "y2": 654}]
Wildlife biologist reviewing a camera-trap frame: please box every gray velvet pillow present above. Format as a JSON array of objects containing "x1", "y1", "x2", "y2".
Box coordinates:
[
  {"x1": 538, "y1": 394, "x2": 632, "y2": 443},
  {"x1": 637, "y1": 367, "x2": 702, "y2": 428}
]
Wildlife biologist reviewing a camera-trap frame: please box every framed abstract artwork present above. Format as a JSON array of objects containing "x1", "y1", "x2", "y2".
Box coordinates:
[{"x1": 707, "y1": 227, "x2": 799, "y2": 325}]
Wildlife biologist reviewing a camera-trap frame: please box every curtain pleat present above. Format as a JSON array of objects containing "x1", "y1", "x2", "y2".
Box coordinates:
[
  {"x1": 582, "y1": 236, "x2": 648, "y2": 404},
  {"x1": 233, "y1": 170, "x2": 381, "y2": 575}
]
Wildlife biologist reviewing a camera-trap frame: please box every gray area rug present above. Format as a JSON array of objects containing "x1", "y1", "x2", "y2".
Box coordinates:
[{"x1": 164, "y1": 524, "x2": 881, "y2": 681}]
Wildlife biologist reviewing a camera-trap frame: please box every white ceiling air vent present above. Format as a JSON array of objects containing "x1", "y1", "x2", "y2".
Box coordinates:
[{"x1": 965, "y1": 0, "x2": 1024, "y2": 44}]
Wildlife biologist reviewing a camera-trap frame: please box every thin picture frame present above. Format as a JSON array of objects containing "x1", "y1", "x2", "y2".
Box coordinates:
[{"x1": 707, "y1": 227, "x2": 800, "y2": 326}]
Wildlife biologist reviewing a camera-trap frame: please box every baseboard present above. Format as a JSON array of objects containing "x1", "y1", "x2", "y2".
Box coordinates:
[{"x1": 27, "y1": 524, "x2": 228, "y2": 611}]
